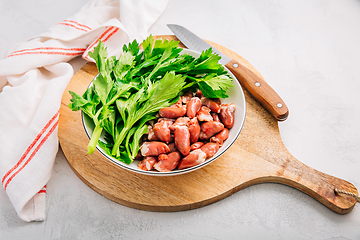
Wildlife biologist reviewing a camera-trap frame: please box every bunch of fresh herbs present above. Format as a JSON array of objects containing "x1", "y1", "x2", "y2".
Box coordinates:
[{"x1": 68, "y1": 35, "x2": 233, "y2": 164}]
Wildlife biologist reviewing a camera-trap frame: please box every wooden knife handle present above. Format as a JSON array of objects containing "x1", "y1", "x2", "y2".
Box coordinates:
[{"x1": 225, "y1": 59, "x2": 289, "y2": 121}]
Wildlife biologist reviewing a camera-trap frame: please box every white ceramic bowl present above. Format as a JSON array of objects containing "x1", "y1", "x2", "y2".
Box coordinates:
[{"x1": 82, "y1": 49, "x2": 246, "y2": 176}]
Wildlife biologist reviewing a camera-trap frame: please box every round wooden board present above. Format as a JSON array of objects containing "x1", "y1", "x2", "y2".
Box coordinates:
[{"x1": 58, "y1": 35, "x2": 358, "y2": 214}]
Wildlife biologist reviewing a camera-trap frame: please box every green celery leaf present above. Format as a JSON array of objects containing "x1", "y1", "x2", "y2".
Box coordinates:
[
  {"x1": 93, "y1": 73, "x2": 114, "y2": 105},
  {"x1": 107, "y1": 82, "x2": 138, "y2": 106},
  {"x1": 103, "y1": 131, "x2": 114, "y2": 147},
  {"x1": 152, "y1": 38, "x2": 182, "y2": 60},
  {"x1": 158, "y1": 54, "x2": 195, "y2": 75},
  {"x1": 98, "y1": 140, "x2": 132, "y2": 164},
  {"x1": 203, "y1": 73, "x2": 233, "y2": 91},
  {"x1": 97, "y1": 140, "x2": 113, "y2": 156},
  {"x1": 115, "y1": 87, "x2": 146, "y2": 125},
  {"x1": 198, "y1": 81, "x2": 229, "y2": 98},
  {"x1": 142, "y1": 35, "x2": 154, "y2": 60},
  {"x1": 113, "y1": 51, "x2": 135, "y2": 82},
  {"x1": 68, "y1": 91, "x2": 89, "y2": 111},
  {"x1": 180, "y1": 48, "x2": 223, "y2": 75},
  {"x1": 106, "y1": 55, "x2": 117, "y2": 72},
  {"x1": 123, "y1": 39, "x2": 140, "y2": 56},
  {"x1": 142, "y1": 35, "x2": 181, "y2": 61},
  {"x1": 115, "y1": 98, "x2": 129, "y2": 123},
  {"x1": 68, "y1": 91, "x2": 99, "y2": 119},
  {"x1": 100, "y1": 106, "x2": 116, "y2": 136},
  {"x1": 88, "y1": 40, "x2": 108, "y2": 76},
  {"x1": 194, "y1": 73, "x2": 233, "y2": 98},
  {"x1": 195, "y1": 48, "x2": 222, "y2": 70},
  {"x1": 138, "y1": 71, "x2": 186, "y2": 116},
  {"x1": 89, "y1": 40, "x2": 114, "y2": 105},
  {"x1": 118, "y1": 151, "x2": 133, "y2": 164}
]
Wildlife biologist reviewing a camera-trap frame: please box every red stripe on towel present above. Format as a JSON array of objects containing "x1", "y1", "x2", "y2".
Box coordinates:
[
  {"x1": 87, "y1": 27, "x2": 114, "y2": 50},
  {"x1": 83, "y1": 26, "x2": 117, "y2": 59},
  {"x1": 10, "y1": 47, "x2": 86, "y2": 55},
  {"x1": 63, "y1": 20, "x2": 92, "y2": 31},
  {"x1": 4, "y1": 120, "x2": 59, "y2": 191},
  {"x1": 102, "y1": 27, "x2": 119, "y2": 42},
  {"x1": 57, "y1": 22, "x2": 88, "y2": 32},
  {"x1": 38, "y1": 185, "x2": 47, "y2": 193},
  {"x1": 2, "y1": 111, "x2": 59, "y2": 187},
  {"x1": 7, "y1": 51, "x2": 84, "y2": 58}
]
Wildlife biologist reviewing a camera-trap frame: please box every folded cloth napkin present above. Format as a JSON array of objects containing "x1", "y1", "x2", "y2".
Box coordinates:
[{"x1": 0, "y1": 0, "x2": 168, "y2": 222}]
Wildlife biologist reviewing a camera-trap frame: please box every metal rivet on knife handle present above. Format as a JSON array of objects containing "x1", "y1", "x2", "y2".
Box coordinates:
[
  {"x1": 233, "y1": 63, "x2": 239, "y2": 68},
  {"x1": 225, "y1": 59, "x2": 289, "y2": 121}
]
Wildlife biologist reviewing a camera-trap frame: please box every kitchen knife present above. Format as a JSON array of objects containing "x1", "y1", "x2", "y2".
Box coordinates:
[{"x1": 167, "y1": 24, "x2": 289, "y2": 121}]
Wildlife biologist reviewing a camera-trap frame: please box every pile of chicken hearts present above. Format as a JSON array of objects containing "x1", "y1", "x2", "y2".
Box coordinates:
[{"x1": 138, "y1": 90, "x2": 236, "y2": 172}]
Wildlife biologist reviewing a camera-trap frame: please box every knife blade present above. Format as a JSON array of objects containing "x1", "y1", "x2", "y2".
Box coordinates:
[{"x1": 167, "y1": 24, "x2": 289, "y2": 121}]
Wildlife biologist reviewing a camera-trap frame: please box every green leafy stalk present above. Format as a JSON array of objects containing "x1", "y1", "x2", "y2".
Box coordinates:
[
  {"x1": 111, "y1": 71, "x2": 186, "y2": 156},
  {"x1": 68, "y1": 88, "x2": 103, "y2": 154},
  {"x1": 69, "y1": 41, "x2": 132, "y2": 154},
  {"x1": 87, "y1": 124, "x2": 103, "y2": 154}
]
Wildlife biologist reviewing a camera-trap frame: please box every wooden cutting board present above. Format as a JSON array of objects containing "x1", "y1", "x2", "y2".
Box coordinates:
[{"x1": 58, "y1": 35, "x2": 358, "y2": 214}]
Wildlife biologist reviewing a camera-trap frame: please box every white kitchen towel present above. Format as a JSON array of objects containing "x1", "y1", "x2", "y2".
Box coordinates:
[{"x1": 0, "y1": 0, "x2": 168, "y2": 222}]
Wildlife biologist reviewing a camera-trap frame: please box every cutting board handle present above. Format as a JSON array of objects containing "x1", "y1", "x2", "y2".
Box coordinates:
[
  {"x1": 282, "y1": 158, "x2": 358, "y2": 214},
  {"x1": 233, "y1": 152, "x2": 359, "y2": 214}
]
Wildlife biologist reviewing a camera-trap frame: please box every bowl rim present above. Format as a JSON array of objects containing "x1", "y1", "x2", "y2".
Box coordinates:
[{"x1": 81, "y1": 48, "x2": 247, "y2": 176}]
